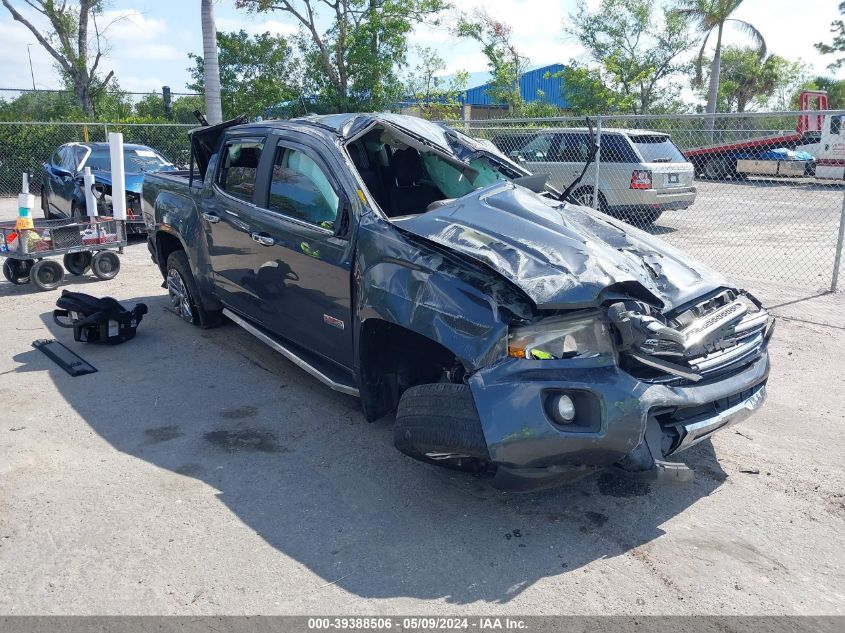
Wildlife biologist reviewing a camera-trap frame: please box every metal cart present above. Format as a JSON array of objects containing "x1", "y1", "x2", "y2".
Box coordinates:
[{"x1": 1, "y1": 217, "x2": 126, "y2": 291}]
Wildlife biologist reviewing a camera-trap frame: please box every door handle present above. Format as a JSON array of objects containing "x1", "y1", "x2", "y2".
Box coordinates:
[
  {"x1": 251, "y1": 232, "x2": 275, "y2": 246},
  {"x1": 202, "y1": 212, "x2": 220, "y2": 223}
]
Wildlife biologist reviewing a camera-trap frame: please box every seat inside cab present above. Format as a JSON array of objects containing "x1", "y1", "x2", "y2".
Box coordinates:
[{"x1": 345, "y1": 126, "x2": 509, "y2": 218}]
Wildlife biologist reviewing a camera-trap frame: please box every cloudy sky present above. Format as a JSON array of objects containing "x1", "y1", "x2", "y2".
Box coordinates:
[{"x1": 1, "y1": 0, "x2": 843, "y2": 97}]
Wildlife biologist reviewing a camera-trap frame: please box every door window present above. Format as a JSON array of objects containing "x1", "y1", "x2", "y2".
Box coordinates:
[
  {"x1": 216, "y1": 138, "x2": 264, "y2": 202},
  {"x1": 519, "y1": 134, "x2": 559, "y2": 162},
  {"x1": 559, "y1": 133, "x2": 592, "y2": 162},
  {"x1": 267, "y1": 147, "x2": 339, "y2": 229}
]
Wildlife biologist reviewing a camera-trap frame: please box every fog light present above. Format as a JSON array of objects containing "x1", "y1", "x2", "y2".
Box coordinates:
[{"x1": 549, "y1": 394, "x2": 576, "y2": 424}]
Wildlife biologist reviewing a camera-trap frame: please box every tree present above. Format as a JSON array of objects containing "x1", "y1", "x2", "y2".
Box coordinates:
[
  {"x1": 1, "y1": 0, "x2": 116, "y2": 116},
  {"x1": 816, "y1": 1, "x2": 845, "y2": 71},
  {"x1": 236, "y1": 0, "x2": 448, "y2": 112},
  {"x1": 565, "y1": 0, "x2": 694, "y2": 115},
  {"x1": 201, "y1": 0, "x2": 223, "y2": 124},
  {"x1": 674, "y1": 0, "x2": 766, "y2": 122},
  {"x1": 188, "y1": 30, "x2": 301, "y2": 120},
  {"x1": 701, "y1": 47, "x2": 807, "y2": 112},
  {"x1": 403, "y1": 46, "x2": 468, "y2": 119},
  {"x1": 456, "y1": 10, "x2": 528, "y2": 111}
]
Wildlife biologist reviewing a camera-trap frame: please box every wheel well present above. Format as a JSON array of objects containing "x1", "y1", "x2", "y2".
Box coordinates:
[
  {"x1": 358, "y1": 319, "x2": 461, "y2": 422},
  {"x1": 155, "y1": 231, "x2": 183, "y2": 277}
]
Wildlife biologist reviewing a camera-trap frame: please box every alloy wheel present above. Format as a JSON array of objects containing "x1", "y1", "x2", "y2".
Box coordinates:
[{"x1": 166, "y1": 267, "x2": 194, "y2": 323}]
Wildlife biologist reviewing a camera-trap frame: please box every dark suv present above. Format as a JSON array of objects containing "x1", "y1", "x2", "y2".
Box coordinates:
[{"x1": 141, "y1": 113, "x2": 772, "y2": 491}]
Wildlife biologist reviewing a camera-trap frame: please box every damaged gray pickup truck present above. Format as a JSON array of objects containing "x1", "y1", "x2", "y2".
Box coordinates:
[{"x1": 141, "y1": 113, "x2": 773, "y2": 491}]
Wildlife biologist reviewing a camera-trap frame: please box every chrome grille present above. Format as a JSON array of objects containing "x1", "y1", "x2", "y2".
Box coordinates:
[{"x1": 622, "y1": 292, "x2": 771, "y2": 384}]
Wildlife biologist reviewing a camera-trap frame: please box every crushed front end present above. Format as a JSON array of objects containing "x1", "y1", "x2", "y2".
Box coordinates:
[{"x1": 468, "y1": 289, "x2": 774, "y2": 491}]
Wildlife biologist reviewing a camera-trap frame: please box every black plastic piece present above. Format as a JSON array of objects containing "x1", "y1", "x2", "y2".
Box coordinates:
[{"x1": 32, "y1": 339, "x2": 97, "y2": 376}]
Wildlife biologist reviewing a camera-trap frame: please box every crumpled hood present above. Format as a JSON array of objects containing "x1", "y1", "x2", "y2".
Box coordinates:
[
  {"x1": 88, "y1": 171, "x2": 145, "y2": 194},
  {"x1": 392, "y1": 183, "x2": 730, "y2": 311}
]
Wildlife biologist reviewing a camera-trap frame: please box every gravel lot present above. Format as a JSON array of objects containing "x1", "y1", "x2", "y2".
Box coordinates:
[{"x1": 0, "y1": 184, "x2": 843, "y2": 616}]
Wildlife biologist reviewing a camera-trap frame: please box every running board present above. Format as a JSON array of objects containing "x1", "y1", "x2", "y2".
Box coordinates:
[{"x1": 222, "y1": 308, "x2": 360, "y2": 397}]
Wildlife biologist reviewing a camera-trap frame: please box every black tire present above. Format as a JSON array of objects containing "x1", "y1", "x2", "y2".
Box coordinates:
[
  {"x1": 570, "y1": 186, "x2": 608, "y2": 214},
  {"x1": 30, "y1": 259, "x2": 64, "y2": 291},
  {"x1": 91, "y1": 250, "x2": 120, "y2": 280},
  {"x1": 623, "y1": 208, "x2": 663, "y2": 227},
  {"x1": 63, "y1": 251, "x2": 92, "y2": 275},
  {"x1": 394, "y1": 383, "x2": 491, "y2": 474},
  {"x1": 3, "y1": 258, "x2": 32, "y2": 285},
  {"x1": 165, "y1": 250, "x2": 222, "y2": 328},
  {"x1": 42, "y1": 189, "x2": 51, "y2": 219},
  {"x1": 702, "y1": 156, "x2": 735, "y2": 180}
]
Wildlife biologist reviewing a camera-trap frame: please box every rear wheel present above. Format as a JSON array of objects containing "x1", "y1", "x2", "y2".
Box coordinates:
[
  {"x1": 63, "y1": 252, "x2": 92, "y2": 275},
  {"x1": 30, "y1": 259, "x2": 64, "y2": 291},
  {"x1": 165, "y1": 250, "x2": 222, "y2": 328},
  {"x1": 394, "y1": 383, "x2": 492, "y2": 474},
  {"x1": 3, "y1": 258, "x2": 32, "y2": 285},
  {"x1": 623, "y1": 208, "x2": 663, "y2": 227},
  {"x1": 702, "y1": 156, "x2": 735, "y2": 180}
]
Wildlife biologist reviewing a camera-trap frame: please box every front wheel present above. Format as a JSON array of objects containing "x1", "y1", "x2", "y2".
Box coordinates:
[
  {"x1": 165, "y1": 250, "x2": 222, "y2": 328},
  {"x1": 394, "y1": 383, "x2": 492, "y2": 474},
  {"x1": 569, "y1": 187, "x2": 608, "y2": 214},
  {"x1": 30, "y1": 259, "x2": 64, "y2": 291}
]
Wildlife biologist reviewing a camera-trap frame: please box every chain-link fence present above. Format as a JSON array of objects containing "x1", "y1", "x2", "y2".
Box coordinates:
[
  {"x1": 455, "y1": 110, "x2": 845, "y2": 302},
  {"x1": 0, "y1": 121, "x2": 194, "y2": 197},
  {"x1": 1, "y1": 113, "x2": 843, "y2": 303}
]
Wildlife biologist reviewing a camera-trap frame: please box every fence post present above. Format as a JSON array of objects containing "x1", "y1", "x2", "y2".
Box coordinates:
[
  {"x1": 103, "y1": 123, "x2": 109, "y2": 140},
  {"x1": 832, "y1": 191, "x2": 845, "y2": 292},
  {"x1": 592, "y1": 116, "x2": 602, "y2": 211}
]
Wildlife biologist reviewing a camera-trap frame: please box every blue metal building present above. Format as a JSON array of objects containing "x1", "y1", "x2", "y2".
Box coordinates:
[{"x1": 460, "y1": 63, "x2": 567, "y2": 108}]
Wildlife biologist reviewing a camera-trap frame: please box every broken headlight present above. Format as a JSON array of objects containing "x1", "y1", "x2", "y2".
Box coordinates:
[{"x1": 507, "y1": 314, "x2": 615, "y2": 361}]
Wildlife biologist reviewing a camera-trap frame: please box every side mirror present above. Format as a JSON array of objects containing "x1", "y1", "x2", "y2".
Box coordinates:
[{"x1": 509, "y1": 150, "x2": 525, "y2": 163}]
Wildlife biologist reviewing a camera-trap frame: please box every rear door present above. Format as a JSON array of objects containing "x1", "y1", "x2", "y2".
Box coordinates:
[{"x1": 203, "y1": 134, "x2": 269, "y2": 314}]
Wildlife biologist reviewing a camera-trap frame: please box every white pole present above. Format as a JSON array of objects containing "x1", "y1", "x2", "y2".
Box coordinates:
[
  {"x1": 83, "y1": 167, "x2": 97, "y2": 218},
  {"x1": 108, "y1": 132, "x2": 127, "y2": 221},
  {"x1": 592, "y1": 117, "x2": 602, "y2": 212}
]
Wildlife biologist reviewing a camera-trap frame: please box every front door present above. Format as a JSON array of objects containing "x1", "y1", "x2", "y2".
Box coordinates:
[{"x1": 234, "y1": 136, "x2": 354, "y2": 369}]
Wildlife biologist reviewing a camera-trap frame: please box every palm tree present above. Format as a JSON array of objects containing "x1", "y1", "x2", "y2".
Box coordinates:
[
  {"x1": 675, "y1": 1, "x2": 766, "y2": 127},
  {"x1": 201, "y1": 0, "x2": 223, "y2": 124}
]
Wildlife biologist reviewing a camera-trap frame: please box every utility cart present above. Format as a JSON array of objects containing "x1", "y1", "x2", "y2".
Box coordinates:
[{"x1": 0, "y1": 217, "x2": 126, "y2": 291}]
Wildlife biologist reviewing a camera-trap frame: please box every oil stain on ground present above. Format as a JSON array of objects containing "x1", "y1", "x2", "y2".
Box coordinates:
[
  {"x1": 203, "y1": 428, "x2": 285, "y2": 453},
  {"x1": 219, "y1": 405, "x2": 259, "y2": 420},
  {"x1": 144, "y1": 425, "x2": 184, "y2": 444}
]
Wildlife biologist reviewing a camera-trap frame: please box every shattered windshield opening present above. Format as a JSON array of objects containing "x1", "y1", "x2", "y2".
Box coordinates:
[{"x1": 346, "y1": 126, "x2": 522, "y2": 218}]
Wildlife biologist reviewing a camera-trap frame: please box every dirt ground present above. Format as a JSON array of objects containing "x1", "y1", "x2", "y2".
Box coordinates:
[{"x1": 0, "y1": 196, "x2": 843, "y2": 616}]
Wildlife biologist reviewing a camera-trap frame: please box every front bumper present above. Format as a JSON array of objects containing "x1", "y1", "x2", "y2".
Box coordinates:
[{"x1": 468, "y1": 352, "x2": 769, "y2": 491}]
